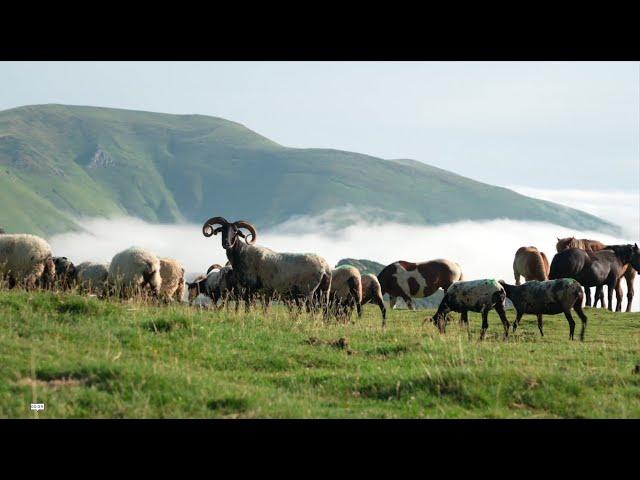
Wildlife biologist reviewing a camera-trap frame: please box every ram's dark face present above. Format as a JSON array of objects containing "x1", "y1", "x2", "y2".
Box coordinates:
[{"x1": 202, "y1": 217, "x2": 257, "y2": 251}]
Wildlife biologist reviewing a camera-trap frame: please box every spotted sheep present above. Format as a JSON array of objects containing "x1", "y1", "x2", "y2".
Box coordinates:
[
  {"x1": 427, "y1": 279, "x2": 509, "y2": 340},
  {"x1": 377, "y1": 259, "x2": 463, "y2": 309},
  {"x1": 360, "y1": 273, "x2": 387, "y2": 325},
  {"x1": 499, "y1": 278, "x2": 587, "y2": 341},
  {"x1": 202, "y1": 217, "x2": 332, "y2": 314}
]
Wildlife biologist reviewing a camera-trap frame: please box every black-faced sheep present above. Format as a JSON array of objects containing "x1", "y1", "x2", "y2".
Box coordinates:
[
  {"x1": 187, "y1": 265, "x2": 237, "y2": 308},
  {"x1": 159, "y1": 257, "x2": 185, "y2": 302},
  {"x1": 202, "y1": 217, "x2": 332, "y2": 314},
  {"x1": 427, "y1": 279, "x2": 509, "y2": 340},
  {"x1": 329, "y1": 265, "x2": 363, "y2": 320},
  {"x1": 0, "y1": 233, "x2": 56, "y2": 289},
  {"x1": 107, "y1": 247, "x2": 162, "y2": 298},
  {"x1": 499, "y1": 279, "x2": 588, "y2": 341},
  {"x1": 361, "y1": 273, "x2": 387, "y2": 325},
  {"x1": 53, "y1": 256, "x2": 77, "y2": 290}
]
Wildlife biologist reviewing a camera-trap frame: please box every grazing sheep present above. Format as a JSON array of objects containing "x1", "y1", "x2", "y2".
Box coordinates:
[
  {"x1": 0, "y1": 234, "x2": 56, "y2": 289},
  {"x1": 159, "y1": 257, "x2": 186, "y2": 302},
  {"x1": 107, "y1": 247, "x2": 162, "y2": 298},
  {"x1": 427, "y1": 279, "x2": 509, "y2": 340},
  {"x1": 512, "y1": 246, "x2": 549, "y2": 284},
  {"x1": 499, "y1": 279, "x2": 587, "y2": 341},
  {"x1": 329, "y1": 265, "x2": 363, "y2": 320},
  {"x1": 53, "y1": 256, "x2": 77, "y2": 290},
  {"x1": 76, "y1": 262, "x2": 109, "y2": 295},
  {"x1": 206, "y1": 263, "x2": 225, "y2": 275},
  {"x1": 361, "y1": 273, "x2": 387, "y2": 325},
  {"x1": 202, "y1": 217, "x2": 332, "y2": 314}
]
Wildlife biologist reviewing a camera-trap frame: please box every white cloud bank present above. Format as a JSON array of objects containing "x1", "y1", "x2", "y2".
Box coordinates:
[{"x1": 47, "y1": 191, "x2": 640, "y2": 311}]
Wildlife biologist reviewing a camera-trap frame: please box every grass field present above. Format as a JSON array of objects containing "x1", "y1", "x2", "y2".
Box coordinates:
[{"x1": 1, "y1": 288, "x2": 639, "y2": 418}]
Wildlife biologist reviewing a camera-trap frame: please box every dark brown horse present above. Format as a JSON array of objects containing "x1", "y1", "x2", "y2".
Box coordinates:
[
  {"x1": 556, "y1": 236, "x2": 637, "y2": 312},
  {"x1": 549, "y1": 244, "x2": 640, "y2": 312}
]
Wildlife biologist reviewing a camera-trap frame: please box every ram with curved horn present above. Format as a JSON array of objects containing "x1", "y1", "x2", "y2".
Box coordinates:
[{"x1": 202, "y1": 217, "x2": 332, "y2": 314}]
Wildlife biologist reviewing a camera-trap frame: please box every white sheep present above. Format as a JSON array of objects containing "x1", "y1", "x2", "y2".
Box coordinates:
[
  {"x1": 76, "y1": 262, "x2": 110, "y2": 295},
  {"x1": 329, "y1": 265, "x2": 363, "y2": 319},
  {"x1": 159, "y1": 257, "x2": 185, "y2": 302},
  {"x1": 107, "y1": 247, "x2": 162, "y2": 298},
  {"x1": 0, "y1": 233, "x2": 56, "y2": 289}
]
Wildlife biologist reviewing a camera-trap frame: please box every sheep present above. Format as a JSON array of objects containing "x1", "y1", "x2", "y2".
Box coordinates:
[
  {"x1": 53, "y1": 256, "x2": 77, "y2": 290},
  {"x1": 187, "y1": 265, "x2": 237, "y2": 308},
  {"x1": 76, "y1": 262, "x2": 109, "y2": 295},
  {"x1": 426, "y1": 279, "x2": 510, "y2": 340},
  {"x1": 361, "y1": 273, "x2": 387, "y2": 325},
  {"x1": 202, "y1": 217, "x2": 332, "y2": 315},
  {"x1": 329, "y1": 265, "x2": 363, "y2": 320},
  {"x1": 206, "y1": 263, "x2": 225, "y2": 275},
  {"x1": 499, "y1": 279, "x2": 588, "y2": 341},
  {"x1": 107, "y1": 247, "x2": 162, "y2": 298},
  {"x1": 158, "y1": 257, "x2": 186, "y2": 302},
  {"x1": 0, "y1": 233, "x2": 56, "y2": 289}
]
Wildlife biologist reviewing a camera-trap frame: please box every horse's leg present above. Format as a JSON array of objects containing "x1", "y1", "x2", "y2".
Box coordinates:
[
  {"x1": 573, "y1": 302, "x2": 588, "y2": 341},
  {"x1": 584, "y1": 287, "x2": 592, "y2": 307},
  {"x1": 625, "y1": 269, "x2": 636, "y2": 312},
  {"x1": 401, "y1": 295, "x2": 414, "y2": 310},
  {"x1": 593, "y1": 286, "x2": 603, "y2": 309},
  {"x1": 536, "y1": 314, "x2": 544, "y2": 337},
  {"x1": 563, "y1": 308, "x2": 577, "y2": 340},
  {"x1": 389, "y1": 296, "x2": 397, "y2": 310},
  {"x1": 614, "y1": 278, "x2": 623, "y2": 313},
  {"x1": 607, "y1": 281, "x2": 615, "y2": 312},
  {"x1": 494, "y1": 303, "x2": 509, "y2": 339}
]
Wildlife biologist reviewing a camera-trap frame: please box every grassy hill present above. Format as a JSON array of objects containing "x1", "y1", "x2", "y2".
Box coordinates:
[
  {"x1": 0, "y1": 104, "x2": 618, "y2": 237},
  {"x1": 1, "y1": 288, "x2": 639, "y2": 418}
]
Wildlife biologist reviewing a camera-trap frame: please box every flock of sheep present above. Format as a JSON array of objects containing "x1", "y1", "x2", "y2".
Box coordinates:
[{"x1": 1, "y1": 219, "x2": 639, "y2": 343}]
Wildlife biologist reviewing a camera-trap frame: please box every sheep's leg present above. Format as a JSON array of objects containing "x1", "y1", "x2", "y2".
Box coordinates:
[
  {"x1": 536, "y1": 314, "x2": 544, "y2": 337},
  {"x1": 573, "y1": 302, "x2": 588, "y2": 341},
  {"x1": 480, "y1": 308, "x2": 489, "y2": 340},
  {"x1": 375, "y1": 295, "x2": 387, "y2": 327},
  {"x1": 512, "y1": 310, "x2": 523, "y2": 332},
  {"x1": 494, "y1": 303, "x2": 509, "y2": 339},
  {"x1": 459, "y1": 310, "x2": 468, "y2": 326},
  {"x1": 563, "y1": 308, "x2": 577, "y2": 340},
  {"x1": 389, "y1": 296, "x2": 397, "y2": 310}
]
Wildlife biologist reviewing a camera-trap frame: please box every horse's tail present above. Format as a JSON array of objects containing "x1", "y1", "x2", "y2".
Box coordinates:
[
  {"x1": 530, "y1": 251, "x2": 547, "y2": 281},
  {"x1": 455, "y1": 262, "x2": 464, "y2": 282},
  {"x1": 540, "y1": 251, "x2": 550, "y2": 279}
]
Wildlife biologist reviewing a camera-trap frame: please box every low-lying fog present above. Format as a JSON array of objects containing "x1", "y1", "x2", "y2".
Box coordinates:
[{"x1": 48, "y1": 188, "x2": 640, "y2": 311}]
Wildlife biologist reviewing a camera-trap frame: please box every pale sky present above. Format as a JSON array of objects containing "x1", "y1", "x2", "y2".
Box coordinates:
[{"x1": 1, "y1": 61, "x2": 638, "y2": 191}]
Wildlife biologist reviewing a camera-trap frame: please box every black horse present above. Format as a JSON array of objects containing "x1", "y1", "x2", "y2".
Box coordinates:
[{"x1": 549, "y1": 244, "x2": 640, "y2": 311}]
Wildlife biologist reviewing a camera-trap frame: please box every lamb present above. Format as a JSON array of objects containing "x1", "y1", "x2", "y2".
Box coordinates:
[
  {"x1": 107, "y1": 247, "x2": 162, "y2": 298},
  {"x1": 329, "y1": 265, "x2": 363, "y2": 320},
  {"x1": 499, "y1": 279, "x2": 588, "y2": 341},
  {"x1": 426, "y1": 279, "x2": 510, "y2": 340},
  {"x1": 187, "y1": 265, "x2": 237, "y2": 307},
  {"x1": 361, "y1": 273, "x2": 387, "y2": 325},
  {"x1": 0, "y1": 233, "x2": 56, "y2": 289},
  {"x1": 202, "y1": 217, "x2": 332, "y2": 314},
  {"x1": 158, "y1": 257, "x2": 186, "y2": 302},
  {"x1": 76, "y1": 262, "x2": 109, "y2": 295}
]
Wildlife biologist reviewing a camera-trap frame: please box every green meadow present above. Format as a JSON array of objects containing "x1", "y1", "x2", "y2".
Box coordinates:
[{"x1": 1, "y1": 288, "x2": 639, "y2": 418}]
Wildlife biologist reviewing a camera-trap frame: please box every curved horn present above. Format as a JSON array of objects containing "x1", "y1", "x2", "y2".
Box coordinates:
[
  {"x1": 233, "y1": 220, "x2": 257, "y2": 244},
  {"x1": 202, "y1": 217, "x2": 228, "y2": 237}
]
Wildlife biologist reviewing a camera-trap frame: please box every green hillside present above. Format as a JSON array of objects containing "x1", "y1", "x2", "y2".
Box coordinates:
[{"x1": 0, "y1": 104, "x2": 618, "y2": 237}]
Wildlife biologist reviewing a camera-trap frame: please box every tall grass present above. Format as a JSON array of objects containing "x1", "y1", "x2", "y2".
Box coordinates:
[{"x1": 1, "y1": 286, "x2": 639, "y2": 418}]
